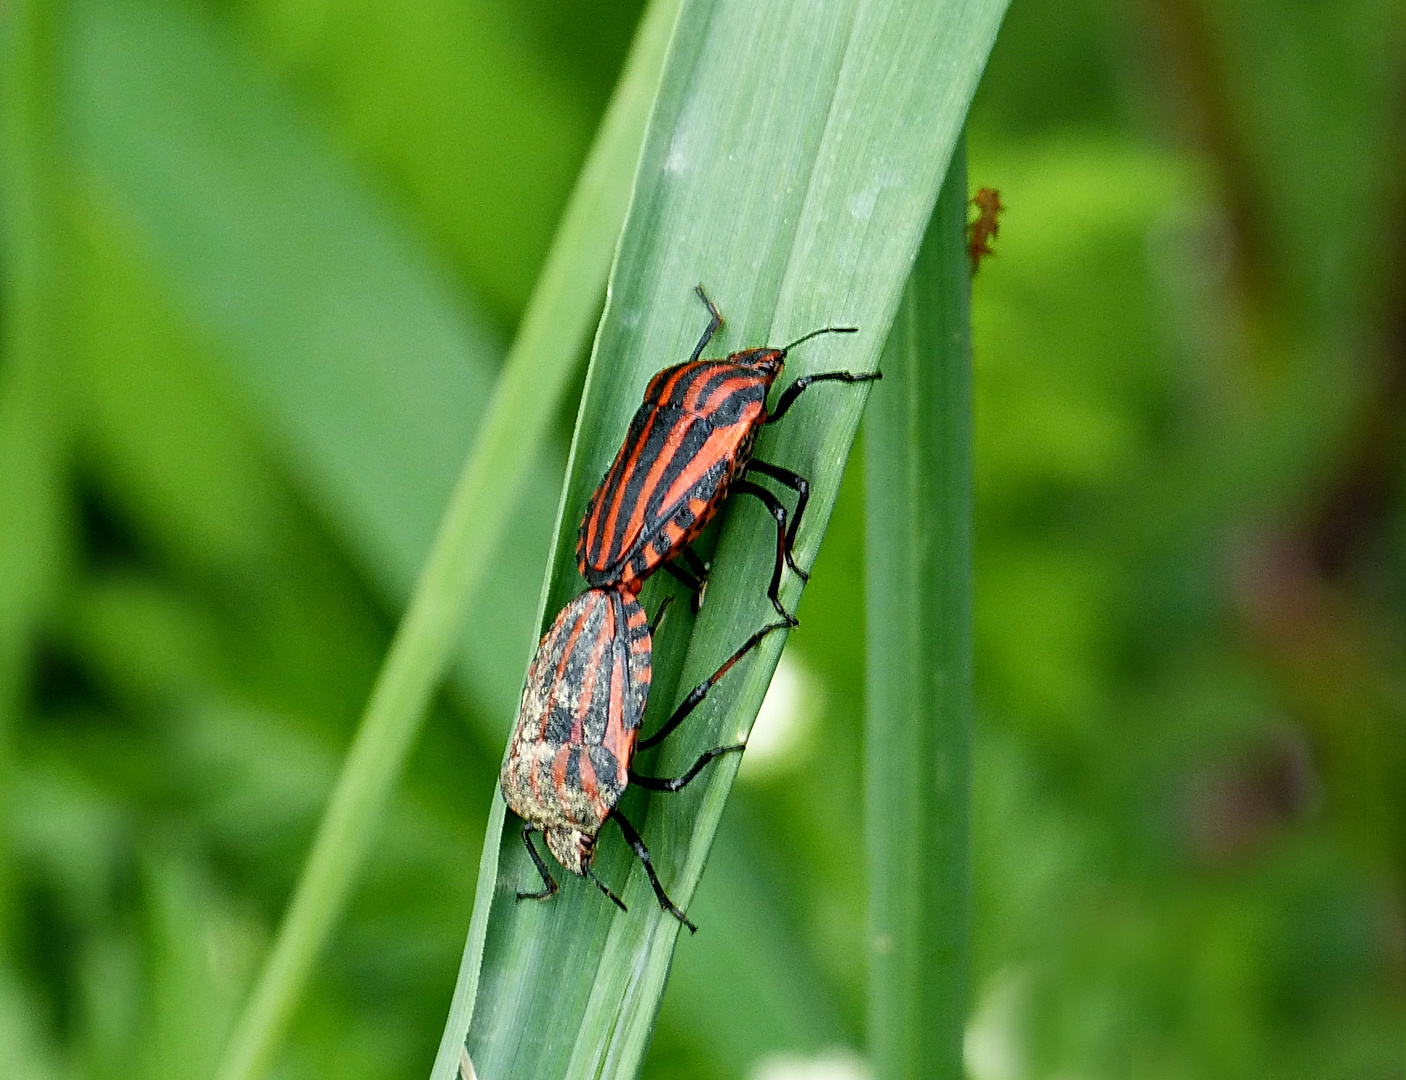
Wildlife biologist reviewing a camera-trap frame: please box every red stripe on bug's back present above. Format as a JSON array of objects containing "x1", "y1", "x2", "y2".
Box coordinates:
[
  {"x1": 594, "y1": 399, "x2": 673, "y2": 571},
  {"x1": 680, "y1": 364, "x2": 728, "y2": 412},
  {"x1": 698, "y1": 371, "x2": 762, "y2": 417},
  {"x1": 616, "y1": 409, "x2": 697, "y2": 560},
  {"x1": 591, "y1": 442, "x2": 636, "y2": 572},
  {"x1": 603, "y1": 716, "x2": 635, "y2": 790},
  {"x1": 586, "y1": 416, "x2": 646, "y2": 570},
  {"x1": 653, "y1": 361, "x2": 706, "y2": 406},
  {"x1": 596, "y1": 428, "x2": 642, "y2": 543},
  {"x1": 551, "y1": 744, "x2": 570, "y2": 798},
  {"x1": 659, "y1": 420, "x2": 755, "y2": 510},
  {"x1": 578, "y1": 744, "x2": 601, "y2": 812},
  {"x1": 571, "y1": 596, "x2": 617, "y2": 745}
]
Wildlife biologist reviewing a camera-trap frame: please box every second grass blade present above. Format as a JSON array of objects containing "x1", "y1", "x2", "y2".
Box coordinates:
[{"x1": 864, "y1": 141, "x2": 973, "y2": 1080}]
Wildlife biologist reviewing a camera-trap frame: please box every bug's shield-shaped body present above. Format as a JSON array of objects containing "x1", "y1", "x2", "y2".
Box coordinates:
[
  {"x1": 577, "y1": 352, "x2": 781, "y2": 591},
  {"x1": 500, "y1": 587, "x2": 652, "y2": 875}
]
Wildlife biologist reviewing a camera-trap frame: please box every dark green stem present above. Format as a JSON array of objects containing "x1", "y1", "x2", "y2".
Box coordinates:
[{"x1": 864, "y1": 138, "x2": 972, "y2": 1080}]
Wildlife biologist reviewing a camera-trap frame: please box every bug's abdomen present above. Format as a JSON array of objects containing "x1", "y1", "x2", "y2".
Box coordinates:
[
  {"x1": 577, "y1": 362, "x2": 768, "y2": 590},
  {"x1": 500, "y1": 588, "x2": 651, "y2": 847}
]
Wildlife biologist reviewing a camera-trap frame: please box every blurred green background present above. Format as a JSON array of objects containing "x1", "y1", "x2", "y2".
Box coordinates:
[{"x1": 1, "y1": 0, "x2": 1403, "y2": 1078}]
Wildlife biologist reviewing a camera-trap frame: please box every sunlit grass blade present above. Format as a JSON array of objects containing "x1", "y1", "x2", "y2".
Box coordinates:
[
  {"x1": 190, "y1": 0, "x2": 684, "y2": 1076},
  {"x1": 864, "y1": 141, "x2": 973, "y2": 1080},
  {"x1": 447, "y1": 1, "x2": 1008, "y2": 1076}
]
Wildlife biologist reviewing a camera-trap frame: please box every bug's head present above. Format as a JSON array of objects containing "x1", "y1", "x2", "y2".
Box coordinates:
[
  {"x1": 545, "y1": 825, "x2": 596, "y2": 876},
  {"x1": 733, "y1": 324, "x2": 860, "y2": 377},
  {"x1": 728, "y1": 346, "x2": 787, "y2": 377}
]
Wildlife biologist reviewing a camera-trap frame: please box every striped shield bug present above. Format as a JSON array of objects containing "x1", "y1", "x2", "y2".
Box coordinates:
[
  {"x1": 576, "y1": 286, "x2": 879, "y2": 625},
  {"x1": 500, "y1": 585, "x2": 786, "y2": 932}
]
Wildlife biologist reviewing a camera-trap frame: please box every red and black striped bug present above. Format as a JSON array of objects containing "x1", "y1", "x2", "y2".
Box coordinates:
[
  {"x1": 576, "y1": 287, "x2": 880, "y2": 625},
  {"x1": 500, "y1": 585, "x2": 786, "y2": 932}
]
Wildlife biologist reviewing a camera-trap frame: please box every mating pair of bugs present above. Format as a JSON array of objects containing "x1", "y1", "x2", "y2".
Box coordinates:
[{"x1": 499, "y1": 287, "x2": 878, "y2": 932}]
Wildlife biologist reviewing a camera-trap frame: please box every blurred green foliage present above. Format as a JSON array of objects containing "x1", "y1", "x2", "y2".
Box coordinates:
[{"x1": 0, "y1": 0, "x2": 1402, "y2": 1078}]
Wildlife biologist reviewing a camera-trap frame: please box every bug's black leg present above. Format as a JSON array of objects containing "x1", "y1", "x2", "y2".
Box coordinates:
[
  {"x1": 743, "y1": 459, "x2": 811, "y2": 579},
  {"x1": 586, "y1": 868, "x2": 628, "y2": 913},
  {"x1": 681, "y1": 547, "x2": 710, "y2": 585},
  {"x1": 731, "y1": 480, "x2": 798, "y2": 626},
  {"x1": 610, "y1": 810, "x2": 697, "y2": 933},
  {"x1": 681, "y1": 547, "x2": 711, "y2": 610},
  {"x1": 664, "y1": 561, "x2": 707, "y2": 610},
  {"x1": 638, "y1": 620, "x2": 788, "y2": 750},
  {"x1": 688, "y1": 284, "x2": 724, "y2": 365},
  {"x1": 766, "y1": 369, "x2": 882, "y2": 426},
  {"x1": 517, "y1": 824, "x2": 559, "y2": 902},
  {"x1": 631, "y1": 744, "x2": 745, "y2": 791},
  {"x1": 649, "y1": 595, "x2": 676, "y2": 637}
]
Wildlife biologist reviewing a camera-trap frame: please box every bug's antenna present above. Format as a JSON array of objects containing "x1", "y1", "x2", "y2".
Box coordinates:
[{"x1": 779, "y1": 324, "x2": 858, "y2": 356}]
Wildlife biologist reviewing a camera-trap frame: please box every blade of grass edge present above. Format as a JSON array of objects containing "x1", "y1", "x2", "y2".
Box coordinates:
[
  {"x1": 211, "y1": 2, "x2": 682, "y2": 1077},
  {"x1": 864, "y1": 139, "x2": 972, "y2": 1080},
  {"x1": 0, "y1": 3, "x2": 72, "y2": 1075},
  {"x1": 456, "y1": 1, "x2": 1007, "y2": 1076}
]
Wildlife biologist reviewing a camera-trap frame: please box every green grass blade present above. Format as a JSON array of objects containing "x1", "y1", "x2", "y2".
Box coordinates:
[
  {"x1": 454, "y1": 2, "x2": 1007, "y2": 1076},
  {"x1": 0, "y1": 4, "x2": 71, "y2": 1074},
  {"x1": 0, "y1": 0, "x2": 69, "y2": 930},
  {"x1": 864, "y1": 140, "x2": 972, "y2": 1080},
  {"x1": 201, "y1": 1, "x2": 681, "y2": 1077}
]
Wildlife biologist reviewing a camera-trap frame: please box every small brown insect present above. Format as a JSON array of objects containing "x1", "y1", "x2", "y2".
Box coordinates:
[
  {"x1": 968, "y1": 186, "x2": 1004, "y2": 273},
  {"x1": 501, "y1": 585, "x2": 785, "y2": 931}
]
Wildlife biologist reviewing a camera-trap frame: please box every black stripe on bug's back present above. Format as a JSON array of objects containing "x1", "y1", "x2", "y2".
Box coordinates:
[
  {"x1": 589, "y1": 404, "x2": 690, "y2": 572},
  {"x1": 703, "y1": 378, "x2": 769, "y2": 426},
  {"x1": 580, "y1": 402, "x2": 669, "y2": 574},
  {"x1": 621, "y1": 421, "x2": 709, "y2": 536},
  {"x1": 563, "y1": 745, "x2": 583, "y2": 791}
]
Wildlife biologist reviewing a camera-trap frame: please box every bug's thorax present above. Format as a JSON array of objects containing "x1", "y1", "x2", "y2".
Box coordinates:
[
  {"x1": 726, "y1": 346, "x2": 786, "y2": 389},
  {"x1": 545, "y1": 826, "x2": 596, "y2": 876}
]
